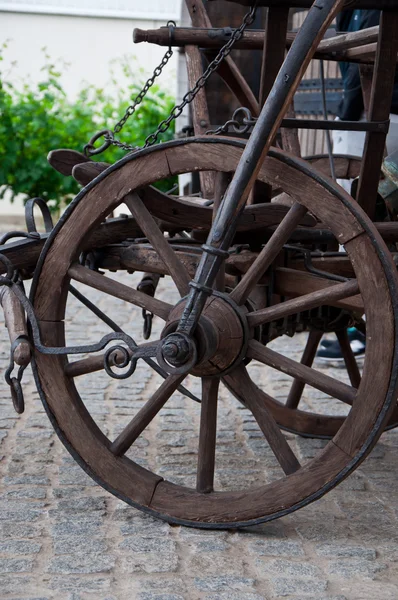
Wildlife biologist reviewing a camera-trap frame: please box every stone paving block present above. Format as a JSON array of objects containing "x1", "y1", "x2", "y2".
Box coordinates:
[
  {"x1": 50, "y1": 576, "x2": 112, "y2": 592},
  {"x1": 0, "y1": 558, "x2": 35, "y2": 573},
  {"x1": 259, "y1": 559, "x2": 323, "y2": 579},
  {"x1": 327, "y1": 559, "x2": 387, "y2": 579},
  {"x1": 52, "y1": 517, "x2": 104, "y2": 536},
  {"x1": 0, "y1": 540, "x2": 42, "y2": 554},
  {"x1": 0, "y1": 509, "x2": 42, "y2": 522},
  {"x1": 188, "y1": 554, "x2": 246, "y2": 576},
  {"x1": 271, "y1": 578, "x2": 329, "y2": 596},
  {"x1": 0, "y1": 523, "x2": 43, "y2": 539},
  {"x1": 204, "y1": 594, "x2": 267, "y2": 600},
  {"x1": 3, "y1": 476, "x2": 50, "y2": 485},
  {"x1": 194, "y1": 576, "x2": 256, "y2": 592},
  {"x1": 48, "y1": 554, "x2": 115, "y2": 574},
  {"x1": 52, "y1": 486, "x2": 86, "y2": 498},
  {"x1": 0, "y1": 575, "x2": 31, "y2": 595},
  {"x1": 53, "y1": 536, "x2": 108, "y2": 555},
  {"x1": 137, "y1": 595, "x2": 185, "y2": 600},
  {"x1": 315, "y1": 544, "x2": 376, "y2": 560},
  {"x1": 2, "y1": 487, "x2": 47, "y2": 500},
  {"x1": 58, "y1": 465, "x2": 97, "y2": 486},
  {"x1": 121, "y1": 552, "x2": 179, "y2": 574},
  {"x1": 119, "y1": 537, "x2": 176, "y2": 554},
  {"x1": 249, "y1": 539, "x2": 304, "y2": 557}
]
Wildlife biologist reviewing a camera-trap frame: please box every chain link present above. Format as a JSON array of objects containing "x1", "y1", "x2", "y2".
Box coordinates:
[{"x1": 87, "y1": 5, "x2": 258, "y2": 155}]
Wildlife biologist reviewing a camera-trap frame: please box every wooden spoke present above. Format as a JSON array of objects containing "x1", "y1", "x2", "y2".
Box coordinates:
[
  {"x1": 65, "y1": 351, "x2": 126, "y2": 378},
  {"x1": 226, "y1": 366, "x2": 300, "y2": 475},
  {"x1": 68, "y1": 263, "x2": 172, "y2": 320},
  {"x1": 197, "y1": 378, "x2": 220, "y2": 493},
  {"x1": 110, "y1": 373, "x2": 186, "y2": 456},
  {"x1": 124, "y1": 193, "x2": 191, "y2": 297},
  {"x1": 230, "y1": 203, "x2": 308, "y2": 305},
  {"x1": 247, "y1": 279, "x2": 360, "y2": 328},
  {"x1": 285, "y1": 331, "x2": 323, "y2": 409},
  {"x1": 336, "y1": 329, "x2": 362, "y2": 389},
  {"x1": 248, "y1": 339, "x2": 356, "y2": 406}
]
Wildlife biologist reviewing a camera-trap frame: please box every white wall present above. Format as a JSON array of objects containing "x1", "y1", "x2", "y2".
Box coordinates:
[{"x1": 0, "y1": 8, "x2": 180, "y2": 216}]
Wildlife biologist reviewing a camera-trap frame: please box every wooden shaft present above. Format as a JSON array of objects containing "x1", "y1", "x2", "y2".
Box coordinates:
[
  {"x1": 124, "y1": 193, "x2": 191, "y2": 296},
  {"x1": 133, "y1": 26, "x2": 382, "y2": 62},
  {"x1": 285, "y1": 331, "x2": 323, "y2": 410},
  {"x1": 336, "y1": 329, "x2": 362, "y2": 388},
  {"x1": 247, "y1": 339, "x2": 357, "y2": 406},
  {"x1": 68, "y1": 263, "x2": 172, "y2": 320},
  {"x1": 0, "y1": 287, "x2": 31, "y2": 366},
  {"x1": 230, "y1": 203, "x2": 308, "y2": 305},
  {"x1": 110, "y1": 374, "x2": 185, "y2": 456},
  {"x1": 273, "y1": 268, "x2": 363, "y2": 313},
  {"x1": 196, "y1": 377, "x2": 219, "y2": 493},
  {"x1": 248, "y1": 278, "x2": 360, "y2": 328},
  {"x1": 226, "y1": 366, "x2": 301, "y2": 475}
]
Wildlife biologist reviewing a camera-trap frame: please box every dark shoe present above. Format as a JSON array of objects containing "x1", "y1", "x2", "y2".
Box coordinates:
[{"x1": 316, "y1": 329, "x2": 366, "y2": 362}]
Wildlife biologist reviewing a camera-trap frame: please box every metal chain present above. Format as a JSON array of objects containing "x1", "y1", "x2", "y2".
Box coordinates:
[
  {"x1": 84, "y1": 21, "x2": 176, "y2": 157},
  {"x1": 141, "y1": 3, "x2": 258, "y2": 150},
  {"x1": 87, "y1": 5, "x2": 258, "y2": 155}
]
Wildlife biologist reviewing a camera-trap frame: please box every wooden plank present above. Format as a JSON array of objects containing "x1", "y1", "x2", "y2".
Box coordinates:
[
  {"x1": 185, "y1": 44, "x2": 215, "y2": 198},
  {"x1": 259, "y1": 7, "x2": 289, "y2": 106},
  {"x1": 356, "y1": 13, "x2": 398, "y2": 218}
]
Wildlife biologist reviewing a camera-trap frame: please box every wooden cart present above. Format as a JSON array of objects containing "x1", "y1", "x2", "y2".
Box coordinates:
[{"x1": 2, "y1": 0, "x2": 398, "y2": 528}]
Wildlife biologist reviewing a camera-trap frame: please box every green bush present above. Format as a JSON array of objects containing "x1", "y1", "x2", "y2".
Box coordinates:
[{"x1": 0, "y1": 45, "x2": 177, "y2": 212}]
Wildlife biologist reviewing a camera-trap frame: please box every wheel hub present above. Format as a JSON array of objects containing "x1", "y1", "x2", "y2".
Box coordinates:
[{"x1": 162, "y1": 293, "x2": 249, "y2": 377}]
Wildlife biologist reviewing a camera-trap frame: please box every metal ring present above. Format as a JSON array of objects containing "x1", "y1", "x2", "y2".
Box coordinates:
[
  {"x1": 231, "y1": 107, "x2": 253, "y2": 134},
  {"x1": 167, "y1": 20, "x2": 176, "y2": 50},
  {"x1": 84, "y1": 130, "x2": 113, "y2": 157},
  {"x1": 25, "y1": 197, "x2": 54, "y2": 234},
  {"x1": 189, "y1": 280, "x2": 213, "y2": 296}
]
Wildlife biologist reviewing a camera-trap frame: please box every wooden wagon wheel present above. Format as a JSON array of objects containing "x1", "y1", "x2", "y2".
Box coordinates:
[{"x1": 31, "y1": 137, "x2": 398, "y2": 528}]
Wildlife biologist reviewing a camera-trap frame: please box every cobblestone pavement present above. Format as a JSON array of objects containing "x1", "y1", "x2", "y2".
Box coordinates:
[{"x1": 1, "y1": 266, "x2": 398, "y2": 600}]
